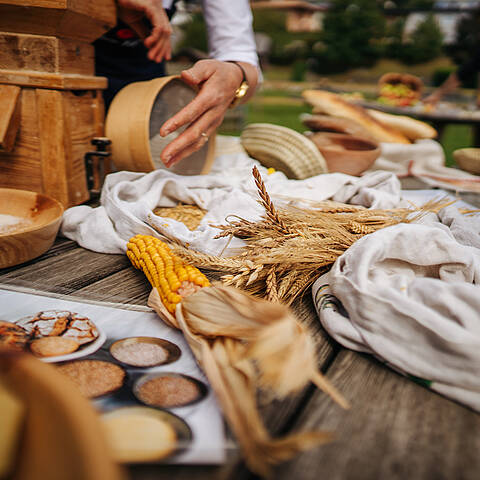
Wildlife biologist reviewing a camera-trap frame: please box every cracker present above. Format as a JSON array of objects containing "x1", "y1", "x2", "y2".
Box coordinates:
[{"x1": 30, "y1": 337, "x2": 79, "y2": 357}]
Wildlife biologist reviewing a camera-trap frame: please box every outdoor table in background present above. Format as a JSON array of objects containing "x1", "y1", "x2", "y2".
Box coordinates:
[{"x1": 1, "y1": 178, "x2": 480, "y2": 480}]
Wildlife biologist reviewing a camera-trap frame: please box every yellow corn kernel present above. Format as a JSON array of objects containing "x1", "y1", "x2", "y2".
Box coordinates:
[{"x1": 126, "y1": 234, "x2": 210, "y2": 314}]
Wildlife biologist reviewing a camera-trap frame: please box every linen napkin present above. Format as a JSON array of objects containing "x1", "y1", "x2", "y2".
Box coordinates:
[{"x1": 312, "y1": 211, "x2": 480, "y2": 412}]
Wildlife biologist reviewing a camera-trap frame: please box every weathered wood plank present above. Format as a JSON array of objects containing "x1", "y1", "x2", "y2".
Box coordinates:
[
  {"x1": 273, "y1": 350, "x2": 480, "y2": 480},
  {"x1": 0, "y1": 245, "x2": 130, "y2": 292},
  {"x1": 74, "y1": 267, "x2": 152, "y2": 305},
  {"x1": 0, "y1": 84, "x2": 21, "y2": 152}
]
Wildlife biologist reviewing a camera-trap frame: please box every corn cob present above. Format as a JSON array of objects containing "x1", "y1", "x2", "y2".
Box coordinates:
[{"x1": 127, "y1": 235, "x2": 210, "y2": 314}]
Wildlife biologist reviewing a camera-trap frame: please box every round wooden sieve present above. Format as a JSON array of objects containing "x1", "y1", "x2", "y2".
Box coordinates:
[{"x1": 105, "y1": 76, "x2": 216, "y2": 175}]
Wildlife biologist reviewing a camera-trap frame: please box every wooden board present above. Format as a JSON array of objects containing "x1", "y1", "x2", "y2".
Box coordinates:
[
  {"x1": 0, "y1": 70, "x2": 107, "y2": 90},
  {"x1": 0, "y1": 0, "x2": 116, "y2": 43},
  {"x1": 270, "y1": 350, "x2": 480, "y2": 480},
  {"x1": 36, "y1": 89, "x2": 70, "y2": 205},
  {"x1": 0, "y1": 33, "x2": 94, "y2": 75},
  {"x1": 0, "y1": 87, "x2": 104, "y2": 207},
  {"x1": 0, "y1": 88, "x2": 43, "y2": 193},
  {"x1": 0, "y1": 84, "x2": 20, "y2": 152}
]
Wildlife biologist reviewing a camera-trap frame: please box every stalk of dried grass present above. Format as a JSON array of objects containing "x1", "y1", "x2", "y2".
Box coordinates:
[
  {"x1": 147, "y1": 285, "x2": 341, "y2": 477},
  {"x1": 171, "y1": 168, "x2": 456, "y2": 304}
]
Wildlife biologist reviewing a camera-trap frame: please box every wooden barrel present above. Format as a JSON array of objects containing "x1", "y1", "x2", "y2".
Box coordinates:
[{"x1": 105, "y1": 76, "x2": 216, "y2": 176}]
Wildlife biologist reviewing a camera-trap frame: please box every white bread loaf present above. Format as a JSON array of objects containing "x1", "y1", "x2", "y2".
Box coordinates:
[
  {"x1": 302, "y1": 90, "x2": 410, "y2": 144},
  {"x1": 366, "y1": 109, "x2": 437, "y2": 140}
]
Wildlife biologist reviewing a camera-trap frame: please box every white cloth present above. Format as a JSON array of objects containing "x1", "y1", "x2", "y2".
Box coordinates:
[
  {"x1": 163, "y1": 0, "x2": 259, "y2": 68},
  {"x1": 369, "y1": 139, "x2": 480, "y2": 193},
  {"x1": 312, "y1": 211, "x2": 480, "y2": 412},
  {"x1": 61, "y1": 137, "x2": 402, "y2": 254}
]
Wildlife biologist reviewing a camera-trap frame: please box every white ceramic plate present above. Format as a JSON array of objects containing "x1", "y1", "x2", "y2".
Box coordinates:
[{"x1": 13, "y1": 323, "x2": 107, "y2": 364}]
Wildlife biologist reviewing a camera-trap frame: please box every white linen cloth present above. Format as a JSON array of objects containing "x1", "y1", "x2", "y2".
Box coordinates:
[
  {"x1": 312, "y1": 212, "x2": 480, "y2": 412},
  {"x1": 61, "y1": 137, "x2": 402, "y2": 254},
  {"x1": 369, "y1": 139, "x2": 480, "y2": 193}
]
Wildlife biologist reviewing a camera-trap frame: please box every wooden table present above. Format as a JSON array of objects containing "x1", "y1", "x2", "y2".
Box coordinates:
[{"x1": 2, "y1": 177, "x2": 480, "y2": 480}]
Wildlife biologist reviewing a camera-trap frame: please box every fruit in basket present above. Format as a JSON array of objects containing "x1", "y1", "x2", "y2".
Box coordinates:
[
  {"x1": 377, "y1": 73, "x2": 423, "y2": 107},
  {"x1": 378, "y1": 83, "x2": 418, "y2": 106}
]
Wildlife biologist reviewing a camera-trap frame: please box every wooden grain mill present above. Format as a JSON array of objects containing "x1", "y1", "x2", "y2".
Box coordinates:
[{"x1": 0, "y1": 1, "x2": 117, "y2": 207}]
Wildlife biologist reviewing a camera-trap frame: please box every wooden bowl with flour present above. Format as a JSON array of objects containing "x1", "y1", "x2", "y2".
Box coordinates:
[{"x1": 0, "y1": 188, "x2": 63, "y2": 268}]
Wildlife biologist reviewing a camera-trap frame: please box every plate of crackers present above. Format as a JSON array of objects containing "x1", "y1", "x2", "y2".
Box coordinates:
[{"x1": 0, "y1": 310, "x2": 106, "y2": 362}]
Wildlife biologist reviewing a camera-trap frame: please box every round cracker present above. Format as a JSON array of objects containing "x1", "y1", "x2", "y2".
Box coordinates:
[{"x1": 30, "y1": 336, "x2": 79, "y2": 357}]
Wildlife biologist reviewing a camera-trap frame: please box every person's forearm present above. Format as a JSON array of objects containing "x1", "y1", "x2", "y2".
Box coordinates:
[{"x1": 202, "y1": 0, "x2": 261, "y2": 86}]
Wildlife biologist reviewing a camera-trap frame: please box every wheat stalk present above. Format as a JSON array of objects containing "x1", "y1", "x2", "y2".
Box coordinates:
[
  {"x1": 163, "y1": 171, "x2": 456, "y2": 305},
  {"x1": 252, "y1": 166, "x2": 300, "y2": 236}
]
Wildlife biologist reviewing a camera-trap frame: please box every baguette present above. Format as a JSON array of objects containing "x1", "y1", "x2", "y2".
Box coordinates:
[
  {"x1": 302, "y1": 90, "x2": 410, "y2": 144},
  {"x1": 301, "y1": 114, "x2": 377, "y2": 141},
  {"x1": 366, "y1": 109, "x2": 437, "y2": 140}
]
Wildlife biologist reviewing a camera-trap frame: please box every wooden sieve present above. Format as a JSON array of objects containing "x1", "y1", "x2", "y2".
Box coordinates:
[{"x1": 105, "y1": 76, "x2": 216, "y2": 175}]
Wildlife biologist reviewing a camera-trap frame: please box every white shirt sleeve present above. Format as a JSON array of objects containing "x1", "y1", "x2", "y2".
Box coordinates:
[{"x1": 201, "y1": 0, "x2": 260, "y2": 68}]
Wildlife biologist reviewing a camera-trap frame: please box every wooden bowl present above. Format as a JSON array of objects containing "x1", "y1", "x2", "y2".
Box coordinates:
[
  {"x1": 306, "y1": 132, "x2": 380, "y2": 176},
  {"x1": 106, "y1": 76, "x2": 216, "y2": 176},
  {"x1": 0, "y1": 189, "x2": 64, "y2": 269},
  {"x1": 453, "y1": 148, "x2": 480, "y2": 175}
]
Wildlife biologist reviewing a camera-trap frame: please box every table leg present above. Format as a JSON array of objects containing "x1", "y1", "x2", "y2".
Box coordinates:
[{"x1": 473, "y1": 124, "x2": 480, "y2": 147}]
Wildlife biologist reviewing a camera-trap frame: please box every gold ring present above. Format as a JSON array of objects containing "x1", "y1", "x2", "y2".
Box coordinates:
[{"x1": 201, "y1": 132, "x2": 209, "y2": 142}]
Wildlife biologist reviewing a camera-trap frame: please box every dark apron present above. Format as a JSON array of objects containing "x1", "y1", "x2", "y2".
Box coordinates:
[{"x1": 94, "y1": 3, "x2": 177, "y2": 109}]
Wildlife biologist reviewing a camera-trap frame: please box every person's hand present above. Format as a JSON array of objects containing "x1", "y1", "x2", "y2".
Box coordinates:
[
  {"x1": 159, "y1": 60, "x2": 258, "y2": 168},
  {"x1": 116, "y1": 0, "x2": 172, "y2": 63}
]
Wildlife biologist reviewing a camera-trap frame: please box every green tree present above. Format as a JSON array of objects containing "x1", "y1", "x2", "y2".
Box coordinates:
[
  {"x1": 400, "y1": 14, "x2": 443, "y2": 64},
  {"x1": 312, "y1": 0, "x2": 386, "y2": 74},
  {"x1": 445, "y1": 11, "x2": 480, "y2": 88},
  {"x1": 385, "y1": 17, "x2": 406, "y2": 60}
]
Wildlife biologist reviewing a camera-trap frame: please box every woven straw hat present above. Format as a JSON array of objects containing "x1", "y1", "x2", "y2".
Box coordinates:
[
  {"x1": 453, "y1": 148, "x2": 480, "y2": 176},
  {"x1": 240, "y1": 123, "x2": 328, "y2": 179}
]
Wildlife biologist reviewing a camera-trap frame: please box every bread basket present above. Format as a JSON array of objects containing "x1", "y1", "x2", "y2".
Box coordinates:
[
  {"x1": 453, "y1": 148, "x2": 480, "y2": 175},
  {"x1": 240, "y1": 123, "x2": 328, "y2": 179},
  {"x1": 378, "y1": 72, "x2": 424, "y2": 100}
]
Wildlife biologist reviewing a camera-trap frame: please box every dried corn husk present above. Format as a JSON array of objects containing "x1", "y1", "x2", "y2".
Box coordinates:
[{"x1": 147, "y1": 284, "x2": 343, "y2": 477}]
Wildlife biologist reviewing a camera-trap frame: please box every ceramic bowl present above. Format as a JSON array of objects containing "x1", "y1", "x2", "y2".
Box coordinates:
[
  {"x1": 306, "y1": 132, "x2": 380, "y2": 176},
  {"x1": 0, "y1": 188, "x2": 64, "y2": 268}
]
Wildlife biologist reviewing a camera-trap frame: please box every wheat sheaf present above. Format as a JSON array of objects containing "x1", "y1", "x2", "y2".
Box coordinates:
[{"x1": 168, "y1": 166, "x2": 454, "y2": 304}]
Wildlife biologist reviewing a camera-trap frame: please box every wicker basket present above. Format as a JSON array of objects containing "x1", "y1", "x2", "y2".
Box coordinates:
[
  {"x1": 240, "y1": 123, "x2": 328, "y2": 179},
  {"x1": 453, "y1": 148, "x2": 480, "y2": 175},
  {"x1": 378, "y1": 72, "x2": 424, "y2": 100}
]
